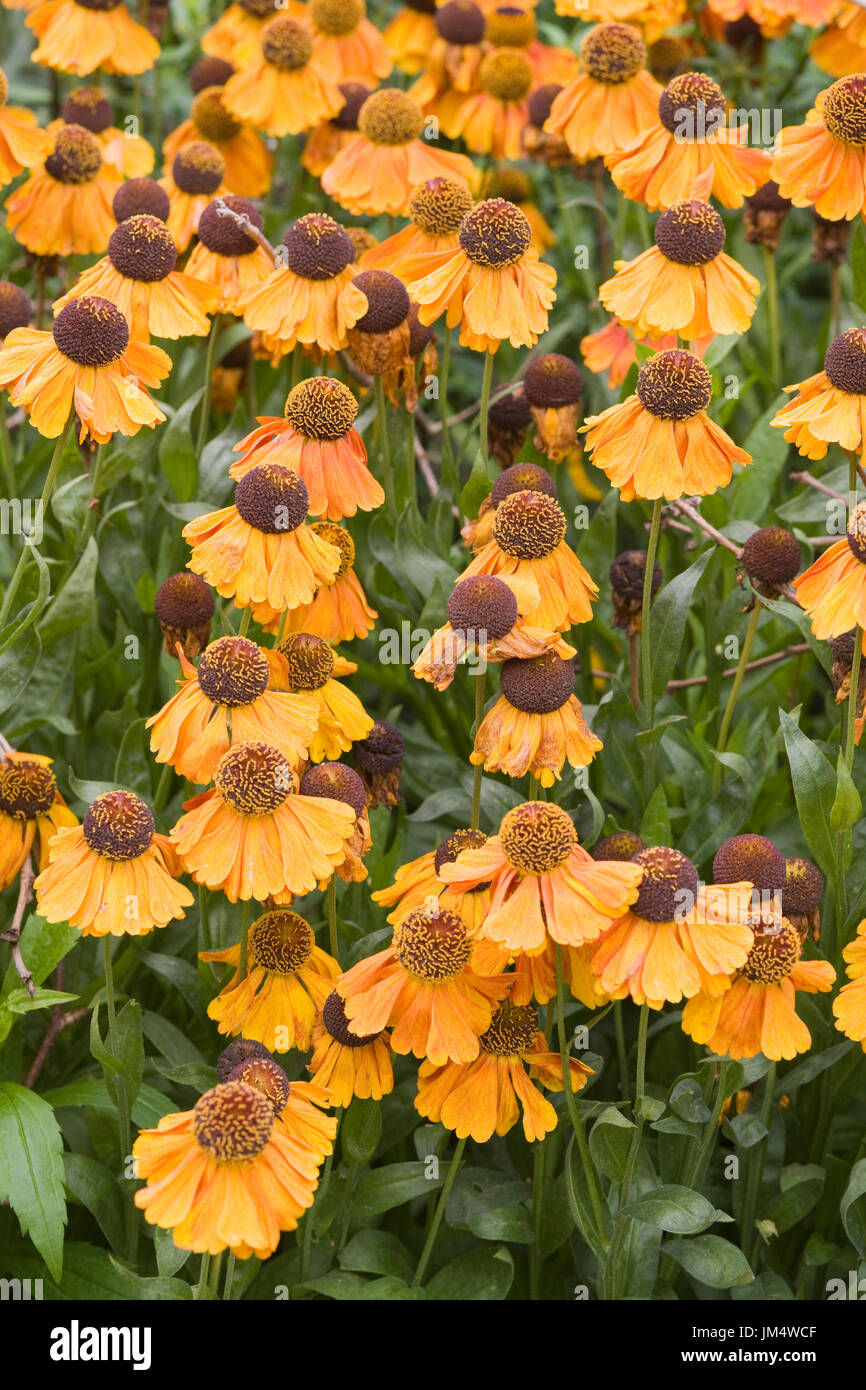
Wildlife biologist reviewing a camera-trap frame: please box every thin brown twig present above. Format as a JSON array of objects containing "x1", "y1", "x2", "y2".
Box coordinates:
[
  {"x1": 590, "y1": 642, "x2": 810, "y2": 692},
  {"x1": 214, "y1": 197, "x2": 278, "y2": 262},
  {"x1": 26, "y1": 967, "x2": 88, "y2": 1090},
  {"x1": 670, "y1": 499, "x2": 743, "y2": 557},
  {"x1": 790, "y1": 470, "x2": 846, "y2": 503},
  {"x1": 1, "y1": 856, "x2": 36, "y2": 997}
]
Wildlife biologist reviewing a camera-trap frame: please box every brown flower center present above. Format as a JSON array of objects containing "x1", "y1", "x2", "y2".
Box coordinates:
[
  {"x1": 227, "y1": 1056, "x2": 290, "y2": 1112},
  {"x1": 740, "y1": 920, "x2": 801, "y2": 984},
  {"x1": 193, "y1": 1082, "x2": 274, "y2": 1162},
  {"x1": 310, "y1": 522, "x2": 355, "y2": 580},
  {"x1": 713, "y1": 832, "x2": 786, "y2": 891},
  {"x1": 658, "y1": 72, "x2": 726, "y2": 136},
  {"x1": 322, "y1": 989, "x2": 378, "y2": 1045},
  {"x1": 493, "y1": 490, "x2": 566, "y2": 558},
  {"x1": 197, "y1": 194, "x2": 263, "y2": 256},
  {"x1": 500, "y1": 651, "x2": 574, "y2": 713},
  {"x1": 353, "y1": 269, "x2": 410, "y2": 333},
  {"x1": 447, "y1": 574, "x2": 518, "y2": 641},
  {"x1": 108, "y1": 214, "x2": 177, "y2": 282},
  {"x1": 485, "y1": 6, "x2": 535, "y2": 48},
  {"x1": 392, "y1": 907, "x2": 472, "y2": 980},
  {"x1": 155, "y1": 571, "x2": 214, "y2": 627},
  {"x1": 300, "y1": 760, "x2": 366, "y2": 815},
  {"x1": 654, "y1": 200, "x2": 726, "y2": 266},
  {"x1": 480, "y1": 999, "x2": 538, "y2": 1055},
  {"x1": 500, "y1": 800, "x2": 576, "y2": 874},
  {"x1": 636, "y1": 349, "x2": 712, "y2": 420},
  {"x1": 213, "y1": 742, "x2": 293, "y2": 814},
  {"x1": 284, "y1": 375, "x2": 358, "y2": 438},
  {"x1": 192, "y1": 87, "x2": 242, "y2": 143},
  {"x1": 433, "y1": 826, "x2": 488, "y2": 875},
  {"x1": 53, "y1": 296, "x2": 129, "y2": 367},
  {"x1": 278, "y1": 632, "x2": 335, "y2": 690},
  {"x1": 490, "y1": 461, "x2": 554, "y2": 503},
  {"x1": 824, "y1": 327, "x2": 866, "y2": 394},
  {"x1": 436, "y1": 0, "x2": 485, "y2": 44},
  {"x1": 282, "y1": 213, "x2": 354, "y2": 280},
  {"x1": 83, "y1": 790, "x2": 155, "y2": 861},
  {"x1": 190, "y1": 56, "x2": 235, "y2": 94},
  {"x1": 524, "y1": 353, "x2": 582, "y2": 408},
  {"x1": 45, "y1": 125, "x2": 101, "y2": 184},
  {"x1": 459, "y1": 198, "x2": 531, "y2": 267},
  {"x1": 409, "y1": 178, "x2": 474, "y2": 237},
  {"x1": 0, "y1": 759, "x2": 57, "y2": 820},
  {"x1": 782, "y1": 857, "x2": 824, "y2": 915},
  {"x1": 847, "y1": 500, "x2": 866, "y2": 563},
  {"x1": 310, "y1": 0, "x2": 363, "y2": 36},
  {"x1": 172, "y1": 142, "x2": 225, "y2": 195},
  {"x1": 248, "y1": 909, "x2": 314, "y2": 973},
  {"x1": 234, "y1": 463, "x2": 309, "y2": 534},
  {"x1": 632, "y1": 846, "x2": 698, "y2": 923},
  {"x1": 741, "y1": 527, "x2": 801, "y2": 586},
  {"x1": 261, "y1": 16, "x2": 314, "y2": 70},
  {"x1": 0, "y1": 281, "x2": 31, "y2": 339},
  {"x1": 113, "y1": 178, "x2": 170, "y2": 224},
  {"x1": 197, "y1": 636, "x2": 269, "y2": 707},
  {"x1": 358, "y1": 89, "x2": 425, "y2": 145},
  {"x1": 61, "y1": 85, "x2": 112, "y2": 134},
  {"x1": 581, "y1": 22, "x2": 646, "y2": 85}
]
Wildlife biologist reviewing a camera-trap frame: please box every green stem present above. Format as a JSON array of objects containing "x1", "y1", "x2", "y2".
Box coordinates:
[
  {"x1": 238, "y1": 899, "x2": 251, "y2": 978},
  {"x1": 618, "y1": 1002, "x2": 649, "y2": 1208},
  {"x1": 195, "y1": 313, "x2": 221, "y2": 458},
  {"x1": 237, "y1": 608, "x2": 252, "y2": 637},
  {"x1": 763, "y1": 245, "x2": 781, "y2": 385},
  {"x1": 102, "y1": 937, "x2": 131, "y2": 1163},
  {"x1": 470, "y1": 668, "x2": 486, "y2": 830},
  {"x1": 554, "y1": 944, "x2": 607, "y2": 1248},
  {"x1": 412, "y1": 1136, "x2": 467, "y2": 1286},
  {"x1": 223, "y1": 1251, "x2": 236, "y2": 1300},
  {"x1": 530, "y1": 1137, "x2": 546, "y2": 1299},
  {"x1": 713, "y1": 600, "x2": 761, "y2": 795},
  {"x1": 639, "y1": 499, "x2": 663, "y2": 796},
  {"x1": 0, "y1": 406, "x2": 14, "y2": 498},
  {"x1": 0, "y1": 411, "x2": 75, "y2": 629},
  {"x1": 478, "y1": 351, "x2": 494, "y2": 468},
  {"x1": 199, "y1": 885, "x2": 211, "y2": 954},
  {"x1": 614, "y1": 1002, "x2": 631, "y2": 1103},
  {"x1": 151, "y1": 760, "x2": 174, "y2": 814},
  {"x1": 327, "y1": 876, "x2": 338, "y2": 962},
  {"x1": 439, "y1": 327, "x2": 457, "y2": 493},
  {"x1": 374, "y1": 374, "x2": 395, "y2": 512},
  {"x1": 196, "y1": 1252, "x2": 211, "y2": 1300},
  {"x1": 742, "y1": 1061, "x2": 777, "y2": 1266}
]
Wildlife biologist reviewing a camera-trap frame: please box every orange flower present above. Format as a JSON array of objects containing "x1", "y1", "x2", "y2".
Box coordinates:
[
  {"x1": 483, "y1": 5, "x2": 577, "y2": 87},
  {"x1": 146, "y1": 635, "x2": 318, "y2": 784},
  {"x1": 371, "y1": 828, "x2": 493, "y2": 933},
  {"x1": 184, "y1": 195, "x2": 275, "y2": 316},
  {"x1": 0, "y1": 296, "x2": 169, "y2": 444},
  {"x1": 241, "y1": 214, "x2": 367, "y2": 355},
  {"x1": 360, "y1": 176, "x2": 474, "y2": 282},
  {"x1": 599, "y1": 199, "x2": 760, "y2": 341},
  {"x1": 590, "y1": 848, "x2": 756, "y2": 1008},
  {"x1": 35, "y1": 790, "x2": 193, "y2": 937},
  {"x1": 0, "y1": 752, "x2": 77, "y2": 889},
  {"x1": 170, "y1": 741, "x2": 355, "y2": 901},
  {"x1": 229, "y1": 377, "x2": 383, "y2": 522},
  {"x1": 771, "y1": 75, "x2": 866, "y2": 221},
  {"x1": 51, "y1": 84, "x2": 154, "y2": 177},
  {"x1": 5, "y1": 124, "x2": 119, "y2": 257},
  {"x1": 300, "y1": 81, "x2": 371, "y2": 177},
  {"x1": 27, "y1": 0, "x2": 159, "y2": 76},
  {"x1": 306, "y1": 0, "x2": 392, "y2": 86},
  {"x1": 471, "y1": 652, "x2": 603, "y2": 786},
  {"x1": 580, "y1": 316, "x2": 679, "y2": 390},
  {"x1": 792, "y1": 501, "x2": 866, "y2": 640},
  {"x1": 441, "y1": 47, "x2": 534, "y2": 160},
  {"x1": 409, "y1": 198, "x2": 556, "y2": 352},
  {"x1": 683, "y1": 918, "x2": 836, "y2": 1060},
  {"x1": 415, "y1": 999, "x2": 592, "y2": 1142},
  {"x1": 0, "y1": 67, "x2": 53, "y2": 183},
  {"x1": 384, "y1": 0, "x2": 437, "y2": 75},
  {"x1": 182, "y1": 465, "x2": 342, "y2": 619},
  {"x1": 322, "y1": 88, "x2": 475, "y2": 218},
  {"x1": 266, "y1": 634, "x2": 374, "y2": 762},
  {"x1": 811, "y1": 5, "x2": 866, "y2": 80},
  {"x1": 299, "y1": 760, "x2": 372, "y2": 885},
  {"x1": 159, "y1": 141, "x2": 229, "y2": 253},
  {"x1": 202, "y1": 0, "x2": 302, "y2": 64},
  {"x1": 833, "y1": 916, "x2": 866, "y2": 1050},
  {"x1": 223, "y1": 1050, "x2": 337, "y2": 1163},
  {"x1": 338, "y1": 906, "x2": 510, "y2": 1065},
  {"x1": 772, "y1": 328, "x2": 866, "y2": 459},
  {"x1": 308, "y1": 989, "x2": 394, "y2": 1105},
  {"x1": 471, "y1": 935, "x2": 610, "y2": 1009},
  {"x1": 606, "y1": 71, "x2": 771, "y2": 210},
  {"x1": 581, "y1": 348, "x2": 751, "y2": 501},
  {"x1": 279, "y1": 523, "x2": 378, "y2": 642},
  {"x1": 544, "y1": 22, "x2": 663, "y2": 161},
  {"x1": 223, "y1": 16, "x2": 344, "y2": 136},
  {"x1": 440, "y1": 801, "x2": 642, "y2": 954},
  {"x1": 202, "y1": 909, "x2": 339, "y2": 1051},
  {"x1": 162, "y1": 86, "x2": 272, "y2": 199}
]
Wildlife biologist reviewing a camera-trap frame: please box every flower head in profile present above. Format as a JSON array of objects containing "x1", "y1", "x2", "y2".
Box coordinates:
[
  {"x1": 163, "y1": 84, "x2": 272, "y2": 198},
  {"x1": 54, "y1": 84, "x2": 154, "y2": 178},
  {"x1": 773, "y1": 327, "x2": 866, "y2": 459},
  {"x1": 159, "y1": 141, "x2": 228, "y2": 252},
  {"x1": 267, "y1": 633, "x2": 374, "y2": 762},
  {"x1": 5, "y1": 123, "x2": 120, "y2": 257},
  {"x1": 300, "y1": 80, "x2": 370, "y2": 178},
  {"x1": 154, "y1": 572, "x2": 214, "y2": 660},
  {"x1": 523, "y1": 352, "x2": 584, "y2": 462},
  {"x1": 581, "y1": 348, "x2": 751, "y2": 501},
  {"x1": 223, "y1": 16, "x2": 344, "y2": 136},
  {"x1": 0, "y1": 752, "x2": 77, "y2": 890},
  {"x1": 280, "y1": 524, "x2": 378, "y2": 643},
  {"x1": 0, "y1": 281, "x2": 32, "y2": 345},
  {"x1": 184, "y1": 195, "x2": 274, "y2": 316},
  {"x1": 580, "y1": 316, "x2": 679, "y2": 391},
  {"x1": 793, "y1": 499, "x2": 866, "y2": 640},
  {"x1": 27, "y1": 0, "x2": 160, "y2": 77},
  {"x1": 544, "y1": 22, "x2": 663, "y2": 161},
  {"x1": 202, "y1": 0, "x2": 286, "y2": 66},
  {"x1": 372, "y1": 826, "x2": 492, "y2": 933},
  {"x1": 833, "y1": 916, "x2": 866, "y2": 1051},
  {"x1": 35, "y1": 790, "x2": 193, "y2": 936},
  {"x1": 299, "y1": 760, "x2": 372, "y2": 884},
  {"x1": 384, "y1": 0, "x2": 437, "y2": 76},
  {"x1": 113, "y1": 176, "x2": 170, "y2": 224},
  {"x1": 0, "y1": 295, "x2": 170, "y2": 443},
  {"x1": 471, "y1": 652, "x2": 603, "y2": 786},
  {"x1": 306, "y1": 0, "x2": 392, "y2": 87},
  {"x1": 353, "y1": 720, "x2": 405, "y2": 808},
  {"x1": 0, "y1": 66, "x2": 54, "y2": 184},
  {"x1": 443, "y1": 46, "x2": 535, "y2": 161},
  {"x1": 242, "y1": 214, "x2": 367, "y2": 355},
  {"x1": 771, "y1": 74, "x2": 866, "y2": 222},
  {"x1": 308, "y1": 989, "x2": 394, "y2": 1105},
  {"x1": 227, "y1": 1052, "x2": 336, "y2": 1162}
]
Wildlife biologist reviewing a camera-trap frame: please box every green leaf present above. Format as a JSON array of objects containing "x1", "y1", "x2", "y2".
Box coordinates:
[
  {"x1": 158, "y1": 394, "x2": 201, "y2": 501},
  {"x1": 662, "y1": 1234, "x2": 754, "y2": 1289},
  {"x1": 1, "y1": 914, "x2": 78, "y2": 999},
  {"x1": 619, "y1": 1185, "x2": 733, "y2": 1235},
  {"x1": 841, "y1": 1158, "x2": 866, "y2": 1259},
  {"x1": 447, "y1": 1168, "x2": 533, "y2": 1244},
  {"x1": 339, "y1": 1230, "x2": 414, "y2": 1282},
  {"x1": 640, "y1": 783, "x2": 672, "y2": 847},
  {"x1": 63, "y1": 1152, "x2": 125, "y2": 1253},
  {"x1": 91, "y1": 999, "x2": 144, "y2": 1116},
  {"x1": 0, "y1": 1081, "x2": 67, "y2": 1280},
  {"x1": 831, "y1": 751, "x2": 862, "y2": 832},
  {"x1": 732, "y1": 399, "x2": 790, "y2": 521},
  {"x1": 725, "y1": 1112, "x2": 768, "y2": 1149},
  {"x1": 649, "y1": 550, "x2": 712, "y2": 701},
  {"x1": 589, "y1": 1105, "x2": 635, "y2": 1182},
  {"x1": 351, "y1": 1162, "x2": 443, "y2": 1218},
  {"x1": 852, "y1": 222, "x2": 866, "y2": 315},
  {"x1": 425, "y1": 1246, "x2": 514, "y2": 1300},
  {"x1": 341, "y1": 1097, "x2": 382, "y2": 1164},
  {"x1": 38, "y1": 538, "x2": 98, "y2": 647},
  {"x1": 0, "y1": 625, "x2": 41, "y2": 715},
  {"x1": 154, "y1": 1223, "x2": 191, "y2": 1277},
  {"x1": 669, "y1": 1078, "x2": 711, "y2": 1125},
  {"x1": 764, "y1": 1166, "x2": 824, "y2": 1235},
  {"x1": 44, "y1": 1079, "x2": 175, "y2": 1127},
  {"x1": 779, "y1": 709, "x2": 837, "y2": 877}
]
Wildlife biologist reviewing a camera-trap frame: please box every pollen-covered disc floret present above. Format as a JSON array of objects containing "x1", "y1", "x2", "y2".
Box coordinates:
[
  {"x1": 113, "y1": 178, "x2": 170, "y2": 224},
  {"x1": 278, "y1": 632, "x2": 336, "y2": 690},
  {"x1": 310, "y1": 0, "x2": 363, "y2": 36},
  {"x1": 0, "y1": 760, "x2": 57, "y2": 820},
  {"x1": 493, "y1": 490, "x2": 566, "y2": 558},
  {"x1": 234, "y1": 463, "x2": 309, "y2": 534},
  {"x1": 197, "y1": 636, "x2": 269, "y2": 707},
  {"x1": 500, "y1": 800, "x2": 577, "y2": 874},
  {"x1": 500, "y1": 651, "x2": 574, "y2": 712},
  {"x1": 783, "y1": 856, "x2": 824, "y2": 915},
  {"x1": 192, "y1": 87, "x2": 242, "y2": 142},
  {"x1": 310, "y1": 522, "x2": 355, "y2": 578},
  {"x1": 217, "y1": 1038, "x2": 272, "y2": 1081},
  {"x1": 490, "y1": 462, "x2": 554, "y2": 504},
  {"x1": 358, "y1": 89, "x2": 425, "y2": 145},
  {"x1": 847, "y1": 500, "x2": 866, "y2": 563},
  {"x1": 436, "y1": 0, "x2": 485, "y2": 44},
  {"x1": 45, "y1": 125, "x2": 101, "y2": 184},
  {"x1": 740, "y1": 919, "x2": 801, "y2": 983},
  {"x1": 458, "y1": 198, "x2": 531, "y2": 267},
  {"x1": 198, "y1": 194, "x2": 263, "y2": 256},
  {"x1": 353, "y1": 269, "x2": 410, "y2": 332},
  {"x1": 227, "y1": 1056, "x2": 290, "y2": 1112},
  {"x1": 654, "y1": 200, "x2": 726, "y2": 265},
  {"x1": 409, "y1": 177, "x2": 474, "y2": 237},
  {"x1": 83, "y1": 790, "x2": 155, "y2": 861},
  {"x1": 433, "y1": 827, "x2": 487, "y2": 875},
  {"x1": 658, "y1": 72, "x2": 726, "y2": 135},
  {"x1": 0, "y1": 282, "x2": 31, "y2": 339},
  {"x1": 581, "y1": 22, "x2": 646, "y2": 85},
  {"x1": 322, "y1": 989, "x2": 377, "y2": 1045},
  {"x1": 479, "y1": 999, "x2": 538, "y2": 1055},
  {"x1": 300, "y1": 760, "x2": 367, "y2": 815},
  {"x1": 393, "y1": 906, "x2": 472, "y2": 980},
  {"x1": 284, "y1": 377, "x2": 358, "y2": 442},
  {"x1": 213, "y1": 742, "x2": 293, "y2": 815},
  {"x1": 742, "y1": 527, "x2": 801, "y2": 586},
  {"x1": 822, "y1": 75, "x2": 866, "y2": 147},
  {"x1": 713, "y1": 832, "x2": 786, "y2": 890},
  {"x1": 824, "y1": 328, "x2": 866, "y2": 395},
  {"x1": 172, "y1": 142, "x2": 225, "y2": 195},
  {"x1": 108, "y1": 215, "x2": 177, "y2": 282},
  {"x1": 636, "y1": 349, "x2": 712, "y2": 421},
  {"x1": 262, "y1": 16, "x2": 315, "y2": 70},
  {"x1": 155, "y1": 572, "x2": 214, "y2": 628},
  {"x1": 524, "y1": 353, "x2": 582, "y2": 408},
  {"x1": 632, "y1": 846, "x2": 698, "y2": 922},
  {"x1": 447, "y1": 574, "x2": 518, "y2": 640},
  {"x1": 248, "y1": 909, "x2": 315, "y2": 973},
  {"x1": 282, "y1": 213, "x2": 355, "y2": 280},
  {"x1": 479, "y1": 48, "x2": 533, "y2": 102},
  {"x1": 61, "y1": 86, "x2": 112, "y2": 134},
  {"x1": 192, "y1": 1081, "x2": 274, "y2": 1162},
  {"x1": 592, "y1": 830, "x2": 646, "y2": 861},
  {"x1": 52, "y1": 296, "x2": 130, "y2": 367}
]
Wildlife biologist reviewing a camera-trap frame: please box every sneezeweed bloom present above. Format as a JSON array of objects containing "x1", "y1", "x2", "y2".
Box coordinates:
[
  {"x1": 741, "y1": 525, "x2": 802, "y2": 600},
  {"x1": 590, "y1": 847, "x2": 755, "y2": 1008},
  {"x1": 0, "y1": 296, "x2": 170, "y2": 443},
  {"x1": 771, "y1": 75, "x2": 866, "y2": 222},
  {"x1": 347, "y1": 269, "x2": 412, "y2": 375},
  {"x1": 544, "y1": 22, "x2": 663, "y2": 162},
  {"x1": 353, "y1": 720, "x2": 405, "y2": 808},
  {"x1": 306, "y1": 0, "x2": 392, "y2": 86},
  {"x1": 0, "y1": 67, "x2": 54, "y2": 184},
  {"x1": 415, "y1": 999, "x2": 592, "y2": 1141},
  {"x1": 242, "y1": 214, "x2": 367, "y2": 356},
  {"x1": 132, "y1": 1079, "x2": 324, "y2": 1257},
  {"x1": 412, "y1": 574, "x2": 575, "y2": 691},
  {"x1": 384, "y1": 0, "x2": 437, "y2": 75},
  {"x1": 360, "y1": 177, "x2": 475, "y2": 282},
  {"x1": 268, "y1": 634, "x2": 374, "y2": 762},
  {"x1": 483, "y1": 5, "x2": 577, "y2": 88},
  {"x1": 338, "y1": 906, "x2": 510, "y2": 1064},
  {"x1": 223, "y1": 17, "x2": 343, "y2": 136},
  {"x1": 482, "y1": 164, "x2": 555, "y2": 257},
  {"x1": 580, "y1": 315, "x2": 678, "y2": 391},
  {"x1": 0, "y1": 281, "x2": 32, "y2": 344},
  {"x1": 610, "y1": 549, "x2": 662, "y2": 635},
  {"x1": 833, "y1": 917, "x2": 866, "y2": 1050},
  {"x1": 300, "y1": 81, "x2": 370, "y2": 178},
  {"x1": 473, "y1": 652, "x2": 602, "y2": 786},
  {"x1": 308, "y1": 989, "x2": 394, "y2": 1106},
  {"x1": 772, "y1": 328, "x2": 866, "y2": 459},
  {"x1": 299, "y1": 761, "x2": 371, "y2": 883},
  {"x1": 54, "y1": 85, "x2": 153, "y2": 178},
  {"x1": 322, "y1": 87, "x2": 475, "y2": 218},
  {"x1": 27, "y1": 0, "x2": 160, "y2": 76},
  {"x1": 371, "y1": 827, "x2": 492, "y2": 932},
  {"x1": 163, "y1": 86, "x2": 272, "y2": 199},
  {"x1": 605, "y1": 71, "x2": 771, "y2": 210},
  {"x1": 202, "y1": 909, "x2": 339, "y2": 1051},
  {"x1": 5, "y1": 124, "x2": 119, "y2": 257},
  {"x1": 683, "y1": 917, "x2": 836, "y2": 1060},
  {"x1": 113, "y1": 176, "x2": 170, "y2": 224},
  {"x1": 443, "y1": 47, "x2": 534, "y2": 160},
  {"x1": 459, "y1": 489, "x2": 598, "y2": 631},
  {"x1": 230, "y1": 377, "x2": 382, "y2": 523},
  {"x1": 182, "y1": 466, "x2": 342, "y2": 618},
  {"x1": 599, "y1": 199, "x2": 760, "y2": 341},
  {"x1": 35, "y1": 790, "x2": 193, "y2": 936},
  {"x1": 185, "y1": 195, "x2": 274, "y2": 317},
  {"x1": 440, "y1": 801, "x2": 641, "y2": 954},
  {"x1": 146, "y1": 635, "x2": 318, "y2": 784},
  {"x1": 484, "y1": 391, "x2": 533, "y2": 469},
  {"x1": 523, "y1": 82, "x2": 573, "y2": 167},
  {"x1": 811, "y1": 4, "x2": 866, "y2": 81},
  {"x1": 793, "y1": 501, "x2": 866, "y2": 639},
  {"x1": 744, "y1": 178, "x2": 792, "y2": 252},
  {"x1": 53, "y1": 214, "x2": 218, "y2": 342},
  {"x1": 783, "y1": 855, "x2": 824, "y2": 945},
  {"x1": 202, "y1": 0, "x2": 289, "y2": 64},
  {"x1": 227, "y1": 1055, "x2": 336, "y2": 1163},
  {"x1": 523, "y1": 352, "x2": 583, "y2": 462},
  {"x1": 409, "y1": 0, "x2": 486, "y2": 112},
  {"x1": 0, "y1": 752, "x2": 77, "y2": 889},
  {"x1": 410, "y1": 198, "x2": 556, "y2": 351},
  {"x1": 154, "y1": 571, "x2": 214, "y2": 659},
  {"x1": 280, "y1": 524, "x2": 378, "y2": 643},
  {"x1": 581, "y1": 348, "x2": 751, "y2": 501},
  {"x1": 170, "y1": 740, "x2": 355, "y2": 900},
  {"x1": 160, "y1": 142, "x2": 228, "y2": 253}
]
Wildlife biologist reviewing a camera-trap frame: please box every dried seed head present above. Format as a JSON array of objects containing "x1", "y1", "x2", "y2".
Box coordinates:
[
  {"x1": 741, "y1": 526, "x2": 801, "y2": 586},
  {"x1": 713, "y1": 833, "x2": 786, "y2": 890},
  {"x1": 824, "y1": 327, "x2": 866, "y2": 394},
  {"x1": 499, "y1": 650, "x2": 574, "y2": 713},
  {"x1": 592, "y1": 830, "x2": 646, "y2": 861},
  {"x1": 113, "y1": 177, "x2": 170, "y2": 224},
  {"x1": 300, "y1": 760, "x2": 367, "y2": 816},
  {"x1": 447, "y1": 574, "x2": 518, "y2": 640},
  {"x1": 278, "y1": 631, "x2": 335, "y2": 690}
]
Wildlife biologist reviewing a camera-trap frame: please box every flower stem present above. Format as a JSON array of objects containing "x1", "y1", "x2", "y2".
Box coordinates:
[
  {"x1": 763, "y1": 245, "x2": 781, "y2": 385},
  {"x1": 845, "y1": 626, "x2": 862, "y2": 770},
  {"x1": 639, "y1": 498, "x2": 663, "y2": 795},
  {"x1": 614, "y1": 1002, "x2": 631, "y2": 1103},
  {"x1": 554, "y1": 944, "x2": 607, "y2": 1249},
  {"x1": 530, "y1": 1137, "x2": 546, "y2": 1299},
  {"x1": 713, "y1": 600, "x2": 761, "y2": 795},
  {"x1": 0, "y1": 411, "x2": 75, "y2": 630},
  {"x1": 439, "y1": 327, "x2": 458, "y2": 493},
  {"x1": 741, "y1": 1061, "x2": 776, "y2": 1266},
  {"x1": 237, "y1": 608, "x2": 252, "y2": 637},
  {"x1": 102, "y1": 937, "x2": 131, "y2": 1164},
  {"x1": 412, "y1": 1135, "x2": 466, "y2": 1286},
  {"x1": 618, "y1": 1002, "x2": 649, "y2": 1211},
  {"x1": 478, "y1": 351, "x2": 494, "y2": 468},
  {"x1": 470, "y1": 668, "x2": 486, "y2": 830},
  {"x1": 195, "y1": 313, "x2": 221, "y2": 458},
  {"x1": 196, "y1": 1252, "x2": 211, "y2": 1299},
  {"x1": 238, "y1": 899, "x2": 252, "y2": 978},
  {"x1": 222, "y1": 1251, "x2": 236, "y2": 1300},
  {"x1": 327, "y1": 876, "x2": 339, "y2": 962},
  {"x1": 0, "y1": 406, "x2": 14, "y2": 499},
  {"x1": 374, "y1": 373, "x2": 395, "y2": 511}
]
